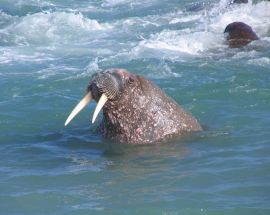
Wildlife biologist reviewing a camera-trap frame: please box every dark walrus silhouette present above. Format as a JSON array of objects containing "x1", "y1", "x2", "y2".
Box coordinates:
[
  {"x1": 224, "y1": 22, "x2": 259, "y2": 48},
  {"x1": 65, "y1": 68, "x2": 202, "y2": 144}
]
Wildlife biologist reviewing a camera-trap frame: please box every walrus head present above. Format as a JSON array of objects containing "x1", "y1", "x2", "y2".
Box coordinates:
[
  {"x1": 64, "y1": 68, "x2": 137, "y2": 125},
  {"x1": 224, "y1": 22, "x2": 259, "y2": 48},
  {"x1": 65, "y1": 68, "x2": 202, "y2": 144}
]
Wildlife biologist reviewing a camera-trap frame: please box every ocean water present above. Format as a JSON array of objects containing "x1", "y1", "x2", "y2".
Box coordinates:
[{"x1": 0, "y1": 0, "x2": 270, "y2": 214}]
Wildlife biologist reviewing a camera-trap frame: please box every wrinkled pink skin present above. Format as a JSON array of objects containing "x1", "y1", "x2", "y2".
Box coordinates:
[{"x1": 89, "y1": 69, "x2": 202, "y2": 144}]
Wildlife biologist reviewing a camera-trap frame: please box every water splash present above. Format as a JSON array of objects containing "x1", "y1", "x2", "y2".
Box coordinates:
[
  {"x1": 0, "y1": 0, "x2": 269, "y2": 65},
  {"x1": 2, "y1": 11, "x2": 112, "y2": 46},
  {"x1": 131, "y1": 1, "x2": 270, "y2": 59},
  {"x1": 133, "y1": 30, "x2": 223, "y2": 57}
]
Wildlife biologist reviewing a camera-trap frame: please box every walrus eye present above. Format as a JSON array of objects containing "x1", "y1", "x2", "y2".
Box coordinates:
[{"x1": 128, "y1": 77, "x2": 135, "y2": 85}]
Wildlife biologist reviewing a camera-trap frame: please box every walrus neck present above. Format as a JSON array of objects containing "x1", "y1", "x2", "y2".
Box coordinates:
[{"x1": 100, "y1": 98, "x2": 144, "y2": 143}]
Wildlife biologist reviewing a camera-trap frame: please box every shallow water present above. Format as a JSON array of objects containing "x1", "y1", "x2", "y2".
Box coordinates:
[{"x1": 0, "y1": 0, "x2": 270, "y2": 214}]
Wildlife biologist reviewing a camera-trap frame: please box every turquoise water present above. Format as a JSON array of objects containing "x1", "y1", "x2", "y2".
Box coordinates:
[{"x1": 1, "y1": 0, "x2": 270, "y2": 214}]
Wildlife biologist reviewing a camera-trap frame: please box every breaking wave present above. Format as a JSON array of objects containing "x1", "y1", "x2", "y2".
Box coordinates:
[
  {"x1": 0, "y1": 0, "x2": 269, "y2": 67},
  {"x1": 1, "y1": 11, "x2": 112, "y2": 46},
  {"x1": 132, "y1": 1, "x2": 270, "y2": 58}
]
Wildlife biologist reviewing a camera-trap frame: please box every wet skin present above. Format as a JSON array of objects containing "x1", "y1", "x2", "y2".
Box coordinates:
[
  {"x1": 224, "y1": 22, "x2": 259, "y2": 48},
  {"x1": 65, "y1": 69, "x2": 202, "y2": 144}
]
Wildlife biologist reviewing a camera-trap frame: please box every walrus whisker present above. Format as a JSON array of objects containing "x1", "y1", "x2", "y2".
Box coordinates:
[
  {"x1": 92, "y1": 94, "x2": 108, "y2": 124},
  {"x1": 64, "y1": 92, "x2": 92, "y2": 126}
]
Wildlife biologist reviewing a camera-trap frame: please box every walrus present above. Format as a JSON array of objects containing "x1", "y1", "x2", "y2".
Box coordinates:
[
  {"x1": 64, "y1": 68, "x2": 202, "y2": 144},
  {"x1": 224, "y1": 22, "x2": 259, "y2": 48}
]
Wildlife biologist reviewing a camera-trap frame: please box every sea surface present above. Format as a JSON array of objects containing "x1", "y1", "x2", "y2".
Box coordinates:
[{"x1": 0, "y1": 0, "x2": 270, "y2": 214}]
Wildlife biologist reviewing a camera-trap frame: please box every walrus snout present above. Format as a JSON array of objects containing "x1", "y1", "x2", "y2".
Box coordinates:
[
  {"x1": 88, "y1": 71, "x2": 121, "y2": 101},
  {"x1": 64, "y1": 69, "x2": 130, "y2": 126}
]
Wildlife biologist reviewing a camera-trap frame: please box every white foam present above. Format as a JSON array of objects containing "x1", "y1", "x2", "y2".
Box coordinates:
[
  {"x1": 248, "y1": 57, "x2": 270, "y2": 67},
  {"x1": 130, "y1": 1, "x2": 270, "y2": 59},
  {"x1": 112, "y1": 9, "x2": 186, "y2": 30},
  {"x1": 102, "y1": 0, "x2": 133, "y2": 7},
  {"x1": 0, "y1": 48, "x2": 54, "y2": 64},
  {"x1": 5, "y1": 11, "x2": 112, "y2": 46},
  {"x1": 1, "y1": 0, "x2": 270, "y2": 65},
  {"x1": 15, "y1": 0, "x2": 55, "y2": 7},
  {"x1": 0, "y1": 11, "x2": 14, "y2": 25},
  {"x1": 132, "y1": 29, "x2": 224, "y2": 58},
  {"x1": 101, "y1": 0, "x2": 156, "y2": 7},
  {"x1": 208, "y1": 1, "x2": 270, "y2": 37},
  {"x1": 169, "y1": 15, "x2": 201, "y2": 24}
]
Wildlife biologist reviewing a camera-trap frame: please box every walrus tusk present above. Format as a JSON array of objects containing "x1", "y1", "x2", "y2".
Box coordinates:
[
  {"x1": 64, "y1": 92, "x2": 92, "y2": 126},
  {"x1": 92, "y1": 94, "x2": 108, "y2": 124}
]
